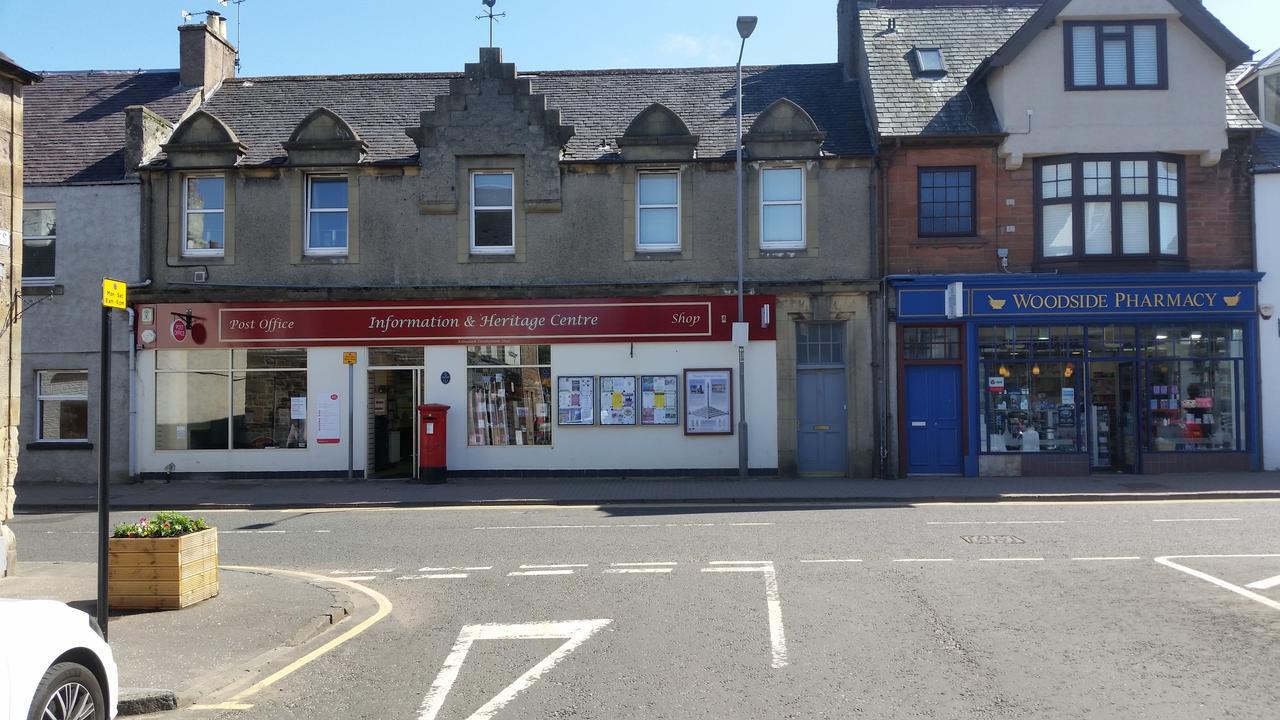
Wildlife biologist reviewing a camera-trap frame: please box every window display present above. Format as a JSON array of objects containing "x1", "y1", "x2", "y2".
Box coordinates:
[
  {"x1": 467, "y1": 345, "x2": 552, "y2": 446},
  {"x1": 557, "y1": 376, "x2": 595, "y2": 426},
  {"x1": 640, "y1": 375, "x2": 679, "y2": 425},
  {"x1": 981, "y1": 361, "x2": 1081, "y2": 453},
  {"x1": 599, "y1": 376, "x2": 637, "y2": 426},
  {"x1": 684, "y1": 369, "x2": 732, "y2": 435},
  {"x1": 1146, "y1": 360, "x2": 1240, "y2": 451}
]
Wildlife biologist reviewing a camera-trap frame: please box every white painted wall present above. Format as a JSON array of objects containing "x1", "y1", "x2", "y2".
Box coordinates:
[
  {"x1": 1256, "y1": 173, "x2": 1280, "y2": 470},
  {"x1": 988, "y1": 0, "x2": 1229, "y2": 164},
  {"x1": 139, "y1": 341, "x2": 779, "y2": 474}
]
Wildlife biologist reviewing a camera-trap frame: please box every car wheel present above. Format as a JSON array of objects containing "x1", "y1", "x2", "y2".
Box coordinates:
[{"x1": 26, "y1": 662, "x2": 105, "y2": 720}]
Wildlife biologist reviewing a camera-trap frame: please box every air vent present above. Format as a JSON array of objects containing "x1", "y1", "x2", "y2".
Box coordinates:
[{"x1": 193, "y1": 270, "x2": 208, "y2": 283}]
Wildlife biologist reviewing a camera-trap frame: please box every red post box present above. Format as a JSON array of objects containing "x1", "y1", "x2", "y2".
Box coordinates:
[{"x1": 416, "y1": 403, "x2": 450, "y2": 484}]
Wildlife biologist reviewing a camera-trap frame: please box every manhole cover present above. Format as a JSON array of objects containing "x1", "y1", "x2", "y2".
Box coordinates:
[
  {"x1": 961, "y1": 535, "x2": 1025, "y2": 544},
  {"x1": 1119, "y1": 482, "x2": 1167, "y2": 490}
]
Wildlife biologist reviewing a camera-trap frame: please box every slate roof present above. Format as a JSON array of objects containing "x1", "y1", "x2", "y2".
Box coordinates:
[
  {"x1": 1253, "y1": 129, "x2": 1280, "y2": 174},
  {"x1": 859, "y1": 4, "x2": 1038, "y2": 136},
  {"x1": 24, "y1": 70, "x2": 200, "y2": 184},
  {"x1": 182, "y1": 62, "x2": 871, "y2": 166},
  {"x1": 862, "y1": 2, "x2": 1259, "y2": 138}
]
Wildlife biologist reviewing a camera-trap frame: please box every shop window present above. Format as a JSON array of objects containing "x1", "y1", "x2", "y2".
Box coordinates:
[
  {"x1": 1036, "y1": 155, "x2": 1183, "y2": 262},
  {"x1": 470, "y1": 171, "x2": 515, "y2": 253},
  {"x1": 21, "y1": 203, "x2": 56, "y2": 284},
  {"x1": 36, "y1": 370, "x2": 88, "y2": 441},
  {"x1": 183, "y1": 175, "x2": 226, "y2": 256},
  {"x1": 978, "y1": 326, "x2": 1084, "y2": 361},
  {"x1": 637, "y1": 171, "x2": 681, "y2": 251},
  {"x1": 1146, "y1": 360, "x2": 1242, "y2": 452},
  {"x1": 796, "y1": 323, "x2": 844, "y2": 366},
  {"x1": 902, "y1": 327, "x2": 959, "y2": 360},
  {"x1": 1140, "y1": 324, "x2": 1244, "y2": 359},
  {"x1": 369, "y1": 347, "x2": 425, "y2": 367},
  {"x1": 1087, "y1": 325, "x2": 1137, "y2": 356},
  {"x1": 305, "y1": 175, "x2": 348, "y2": 255},
  {"x1": 155, "y1": 349, "x2": 308, "y2": 450},
  {"x1": 466, "y1": 345, "x2": 552, "y2": 446},
  {"x1": 1066, "y1": 21, "x2": 1165, "y2": 90},
  {"x1": 760, "y1": 167, "x2": 805, "y2": 249},
  {"x1": 917, "y1": 168, "x2": 974, "y2": 237},
  {"x1": 981, "y1": 361, "x2": 1082, "y2": 453}
]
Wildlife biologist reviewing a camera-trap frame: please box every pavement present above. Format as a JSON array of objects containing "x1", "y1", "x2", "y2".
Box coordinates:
[
  {"x1": 11, "y1": 470, "x2": 1280, "y2": 511},
  {"x1": 0, "y1": 560, "x2": 358, "y2": 716}
]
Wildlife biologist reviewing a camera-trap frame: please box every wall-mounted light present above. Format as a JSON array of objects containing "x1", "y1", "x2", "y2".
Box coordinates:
[{"x1": 1261, "y1": 304, "x2": 1276, "y2": 320}]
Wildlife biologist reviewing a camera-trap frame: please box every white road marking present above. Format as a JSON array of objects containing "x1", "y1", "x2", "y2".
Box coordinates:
[
  {"x1": 330, "y1": 569, "x2": 395, "y2": 575},
  {"x1": 520, "y1": 564, "x2": 589, "y2": 569},
  {"x1": 978, "y1": 557, "x2": 1044, "y2": 562},
  {"x1": 417, "y1": 566, "x2": 493, "y2": 573},
  {"x1": 926, "y1": 520, "x2": 1071, "y2": 525},
  {"x1": 701, "y1": 562, "x2": 788, "y2": 668},
  {"x1": 464, "y1": 566, "x2": 494, "y2": 571},
  {"x1": 610, "y1": 562, "x2": 678, "y2": 567},
  {"x1": 341, "y1": 575, "x2": 377, "y2": 581},
  {"x1": 1245, "y1": 573, "x2": 1280, "y2": 591},
  {"x1": 603, "y1": 568, "x2": 673, "y2": 574},
  {"x1": 314, "y1": 530, "x2": 332, "y2": 533},
  {"x1": 473, "y1": 522, "x2": 747, "y2": 530},
  {"x1": 397, "y1": 573, "x2": 469, "y2": 580},
  {"x1": 1155, "y1": 555, "x2": 1280, "y2": 612},
  {"x1": 418, "y1": 619, "x2": 612, "y2": 720},
  {"x1": 1072, "y1": 556, "x2": 1142, "y2": 561},
  {"x1": 893, "y1": 558, "x2": 954, "y2": 563},
  {"x1": 508, "y1": 569, "x2": 576, "y2": 576},
  {"x1": 728, "y1": 522, "x2": 775, "y2": 526},
  {"x1": 1152, "y1": 518, "x2": 1241, "y2": 523},
  {"x1": 799, "y1": 559, "x2": 864, "y2": 564}
]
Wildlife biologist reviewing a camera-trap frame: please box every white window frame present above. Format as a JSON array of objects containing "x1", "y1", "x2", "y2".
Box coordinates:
[
  {"x1": 182, "y1": 174, "x2": 226, "y2": 257},
  {"x1": 759, "y1": 165, "x2": 806, "y2": 250},
  {"x1": 1260, "y1": 68, "x2": 1280, "y2": 132},
  {"x1": 36, "y1": 369, "x2": 89, "y2": 443},
  {"x1": 635, "y1": 169, "x2": 682, "y2": 252},
  {"x1": 22, "y1": 202, "x2": 56, "y2": 286},
  {"x1": 469, "y1": 170, "x2": 515, "y2": 254},
  {"x1": 304, "y1": 174, "x2": 349, "y2": 256}
]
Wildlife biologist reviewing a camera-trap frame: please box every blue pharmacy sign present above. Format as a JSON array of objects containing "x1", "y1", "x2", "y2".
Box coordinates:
[{"x1": 968, "y1": 285, "x2": 1256, "y2": 317}]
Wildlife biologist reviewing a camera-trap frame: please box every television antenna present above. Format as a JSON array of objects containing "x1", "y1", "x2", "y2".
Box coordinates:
[
  {"x1": 181, "y1": 1, "x2": 245, "y2": 72},
  {"x1": 476, "y1": 0, "x2": 505, "y2": 48}
]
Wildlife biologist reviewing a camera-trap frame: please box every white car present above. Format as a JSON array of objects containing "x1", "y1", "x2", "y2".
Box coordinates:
[{"x1": 0, "y1": 599, "x2": 118, "y2": 720}]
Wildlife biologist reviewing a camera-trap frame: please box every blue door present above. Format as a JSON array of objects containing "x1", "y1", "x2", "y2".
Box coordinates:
[
  {"x1": 796, "y1": 368, "x2": 848, "y2": 476},
  {"x1": 905, "y1": 365, "x2": 963, "y2": 475}
]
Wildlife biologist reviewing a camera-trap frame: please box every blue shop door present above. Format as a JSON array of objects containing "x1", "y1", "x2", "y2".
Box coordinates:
[
  {"x1": 905, "y1": 365, "x2": 963, "y2": 475},
  {"x1": 796, "y1": 368, "x2": 848, "y2": 476}
]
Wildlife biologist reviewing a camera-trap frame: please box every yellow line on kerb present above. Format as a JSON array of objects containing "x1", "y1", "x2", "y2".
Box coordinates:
[{"x1": 189, "y1": 565, "x2": 393, "y2": 712}]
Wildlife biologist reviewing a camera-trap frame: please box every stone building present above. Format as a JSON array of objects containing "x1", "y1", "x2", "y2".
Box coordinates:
[
  {"x1": 1, "y1": 50, "x2": 41, "y2": 577},
  {"x1": 855, "y1": 0, "x2": 1263, "y2": 477},
  {"x1": 128, "y1": 16, "x2": 878, "y2": 479}
]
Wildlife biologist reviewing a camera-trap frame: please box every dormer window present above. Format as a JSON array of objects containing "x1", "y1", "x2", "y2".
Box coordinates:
[
  {"x1": 912, "y1": 48, "x2": 946, "y2": 77},
  {"x1": 1065, "y1": 21, "x2": 1166, "y2": 90},
  {"x1": 1261, "y1": 70, "x2": 1280, "y2": 129}
]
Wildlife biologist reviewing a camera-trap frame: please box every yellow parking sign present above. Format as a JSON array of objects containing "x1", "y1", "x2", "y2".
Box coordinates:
[{"x1": 102, "y1": 278, "x2": 127, "y2": 309}]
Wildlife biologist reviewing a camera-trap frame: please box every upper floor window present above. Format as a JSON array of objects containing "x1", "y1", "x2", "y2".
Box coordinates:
[
  {"x1": 183, "y1": 175, "x2": 225, "y2": 256},
  {"x1": 636, "y1": 170, "x2": 681, "y2": 251},
  {"x1": 21, "y1": 203, "x2": 56, "y2": 284},
  {"x1": 470, "y1": 171, "x2": 514, "y2": 253},
  {"x1": 1037, "y1": 154, "x2": 1182, "y2": 262},
  {"x1": 918, "y1": 167, "x2": 975, "y2": 237},
  {"x1": 1261, "y1": 70, "x2": 1280, "y2": 129},
  {"x1": 306, "y1": 176, "x2": 348, "y2": 255},
  {"x1": 1066, "y1": 21, "x2": 1166, "y2": 90},
  {"x1": 911, "y1": 48, "x2": 946, "y2": 78},
  {"x1": 36, "y1": 369, "x2": 88, "y2": 442},
  {"x1": 760, "y1": 167, "x2": 805, "y2": 249}
]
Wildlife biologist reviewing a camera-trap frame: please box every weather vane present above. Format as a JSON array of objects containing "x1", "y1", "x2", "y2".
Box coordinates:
[{"x1": 477, "y1": 0, "x2": 506, "y2": 47}]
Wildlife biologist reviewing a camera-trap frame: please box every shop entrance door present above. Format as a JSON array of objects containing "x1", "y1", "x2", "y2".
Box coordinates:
[
  {"x1": 904, "y1": 365, "x2": 963, "y2": 475},
  {"x1": 1088, "y1": 361, "x2": 1137, "y2": 472},
  {"x1": 367, "y1": 368, "x2": 424, "y2": 479},
  {"x1": 796, "y1": 368, "x2": 848, "y2": 476}
]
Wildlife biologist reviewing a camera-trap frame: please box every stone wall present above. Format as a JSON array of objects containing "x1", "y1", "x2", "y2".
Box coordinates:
[{"x1": 0, "y1": 72, "x2": 25, "y2": 576}]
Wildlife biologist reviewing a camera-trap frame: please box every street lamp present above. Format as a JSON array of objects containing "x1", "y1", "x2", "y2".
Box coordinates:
[{"x1": 735, "y1": 15, "x2": 756, "y2": 479}]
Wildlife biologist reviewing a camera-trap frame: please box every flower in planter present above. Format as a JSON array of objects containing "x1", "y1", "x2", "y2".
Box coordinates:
[{"x1": 111, "y1": 511, "x2": 209, "y2": 539}]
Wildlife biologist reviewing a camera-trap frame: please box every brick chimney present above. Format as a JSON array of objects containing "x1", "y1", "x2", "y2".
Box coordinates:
[{"x1": 179, "y1": 12, "x2": 236, "y2": 90}]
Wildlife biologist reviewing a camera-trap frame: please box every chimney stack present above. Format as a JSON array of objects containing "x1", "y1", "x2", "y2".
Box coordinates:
[{"x1": 179, "y1": 11, "x2": 236, "y2": 90}]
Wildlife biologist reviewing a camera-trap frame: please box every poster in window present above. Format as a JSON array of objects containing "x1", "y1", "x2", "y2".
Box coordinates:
[
  {"x1": 640, "y1": 375, "x2": 679, "y2": 426},
  {"x1": 684, "y1": 368, "x2": 732, "y2": 435},
  {"x1": 598, "y1": 375, "x2": 637, "y2": 426},
  {"x1": 556, "y1": 376, "x2": 595, "y2": 425}
]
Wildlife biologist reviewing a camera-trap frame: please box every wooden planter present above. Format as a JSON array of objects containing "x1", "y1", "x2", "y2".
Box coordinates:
[{"x1": 108, "y1": 527, "x2": 219, "y2": 610}]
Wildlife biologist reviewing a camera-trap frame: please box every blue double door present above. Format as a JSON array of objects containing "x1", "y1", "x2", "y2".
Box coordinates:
[{"x1": 905, "y1": 365, "x2": 963, "y2": 475}]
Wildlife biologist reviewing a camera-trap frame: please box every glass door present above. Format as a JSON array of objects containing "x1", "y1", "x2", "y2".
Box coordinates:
[
  {"x1": 1088, "y1": 361, "x2": 1137, "y2": 473},
  {"x1": 367, "y1": 368, "x2": 424, "y2": 479}
]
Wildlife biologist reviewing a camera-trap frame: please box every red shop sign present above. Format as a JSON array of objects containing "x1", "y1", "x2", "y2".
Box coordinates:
[{"x1": 138, "y1": 296, "x2": 776, "y2": 349}]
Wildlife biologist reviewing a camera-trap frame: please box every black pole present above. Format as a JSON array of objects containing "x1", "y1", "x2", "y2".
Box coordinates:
[{"x1": 97, "y1": 306, "x2": 110, "y2": 640}]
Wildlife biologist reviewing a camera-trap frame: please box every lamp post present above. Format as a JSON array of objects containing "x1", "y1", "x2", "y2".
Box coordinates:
[{"x1": 735, "y1": 15, "x2": 756, "y2": 479}]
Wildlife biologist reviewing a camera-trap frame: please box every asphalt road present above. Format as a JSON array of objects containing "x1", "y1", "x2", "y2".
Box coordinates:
[{"x1": 10, "y1": 499, "x2": 1280, "y2": 719}]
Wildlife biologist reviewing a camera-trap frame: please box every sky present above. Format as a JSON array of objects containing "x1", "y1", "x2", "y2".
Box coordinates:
[{"x1": 0, "y1": 0, "x2": 1277, "y2": 76}]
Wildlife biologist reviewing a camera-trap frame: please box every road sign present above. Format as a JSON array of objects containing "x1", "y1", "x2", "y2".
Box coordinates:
[
  {"x1": 102, "y1": 278, "x2": 127, "y2": 309},
  {"x1": 343, "y1": 351, "x2": 357, "y2": 365}
]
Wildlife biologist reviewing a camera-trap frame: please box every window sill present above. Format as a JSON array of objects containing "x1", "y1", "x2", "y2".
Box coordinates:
[
  {"x1": 468, "y1": 252, "x2": 518, "y2": 263},
  {"x1": 633, "y1": 249, "x2": 686, "y2": 260},
  {"x1": 759, "y1": 247, "x2": 810, "y2": 258},
  {"x1": 20, "y1": 284, "x2": 64, "y2": 296},
  {"x1": 911, "y1": 236, "x2": 987, "y2": 247},
  {"x1": 299, "y1": 253, "x2": 351, "y2": 264},
  {"x1": 1034, "y1": 256, "x2": 1188, "y2": 273},
  {"x1": 26, "y1": 441, "x2": 93, "y2": 451}
]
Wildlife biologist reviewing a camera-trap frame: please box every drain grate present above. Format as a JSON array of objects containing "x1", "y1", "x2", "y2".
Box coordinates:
[{"x1": 961, "y1": 535, "x2": 1025, "y2": 544}]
